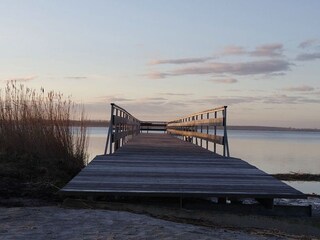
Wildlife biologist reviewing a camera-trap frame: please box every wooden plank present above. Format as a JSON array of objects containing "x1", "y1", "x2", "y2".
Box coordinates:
[{"x1": 60, "y1": 133, "x2": 305, "y2": 200}]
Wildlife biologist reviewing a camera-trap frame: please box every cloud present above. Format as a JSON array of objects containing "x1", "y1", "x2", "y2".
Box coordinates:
[
  {"x1": 265, "y1": 72, "x2": 286, "y2": 77},
  {"x1": 65, "y1": 76, "x2": 88, "y2": 79},
  {"x1": 3, "y1": 75, "x2": 37, "y2": 82},
  {"x1": 191, "y1": 93, "x2": 320, "y2": 107},
  {"x1": 160, "y1": 92, "x2": 191, "y2": 96},
  {"x1": 209, "y1": 78, "x2": 238, "y2": 84},
  {"x1": 263, "y1": 94, "x2": 320, "y2": 104},
  {"x1": 192, "y1": 96, "x2": 258, "y2": 106},
  {"x1": 95, "y1": 96, "x2": 167, "y2": 105},
  {"x1": 149, "y1": 57, "x2": 212, "y2": 65},
  {"x1": 147, "y1": 43, "x2": 288, "y2": 80},
  {"x1": 143, "y1": 97, "x2": 167, "y2": 101},
  {"x1": 84, "y1": 97, "x2": 191, "y2": 120},
  {"x1": 221, "y1": 46, "x2": 246, "y2": 55},
  {"x1": 98, "y1": 96, "x2": 133, "y2": 103},
  {"x1": 169, "y1": 59, "x2": 290, "y2": 77},
  {"x1": 282, "y1": 85, "x2": 314, "y2": 92},
  {"x1": 296, "y1": 52, "x2": 320, "y2": 61},
  {"x1": 217, "y1": 43, "x2": 284, "y2": 58},
  {"x1": 146, "y1": 71, "x2": 169, "y2": 79},
  {"x1": 250, "y1": 43, "x2": 283, "y2": 57},
  {"x1": 298, "y1": 39, "x2": 319, "y2": 49},
  {"x1": 84, "y1": 92, "x2": 320, "y2": 121}
]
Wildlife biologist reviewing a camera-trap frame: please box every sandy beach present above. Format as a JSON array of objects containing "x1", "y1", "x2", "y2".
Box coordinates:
[
  {"x1": 0, "y1": 206, "x2": 306, "y2": 240},
  {"x1": 1, "y1": 196, "x2": 320, "y2": 240}
]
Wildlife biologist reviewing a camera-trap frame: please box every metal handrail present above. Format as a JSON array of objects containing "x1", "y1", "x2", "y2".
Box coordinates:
[
  {"x1": 104, "y1": 103, "x2": 230, "y2": 157},
  {"x1": 167, "y1": 106, "x2": 230, "y2": 157},
  {"x1": 104, "y1": 103, "x2": 141, "y2": 155}
]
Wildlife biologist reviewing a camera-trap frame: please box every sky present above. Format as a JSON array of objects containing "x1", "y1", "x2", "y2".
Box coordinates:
[{"x1": 1, "y1": 0, "x2": 320, "y2": 128}]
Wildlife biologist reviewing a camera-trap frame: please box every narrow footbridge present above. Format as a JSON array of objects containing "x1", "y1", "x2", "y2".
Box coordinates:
[{"x1": 60, "y1": 103, "x2": 305, "y2": 207}]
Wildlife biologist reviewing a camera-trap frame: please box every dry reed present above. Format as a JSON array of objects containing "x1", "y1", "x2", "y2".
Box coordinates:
[{"x1": 0, "y1": 81, "x2": 88, "y2": 190}]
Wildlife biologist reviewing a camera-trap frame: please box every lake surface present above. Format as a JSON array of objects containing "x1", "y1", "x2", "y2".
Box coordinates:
[{"x1": 86, "y1": 127, "x2": 320, "y2": 194}]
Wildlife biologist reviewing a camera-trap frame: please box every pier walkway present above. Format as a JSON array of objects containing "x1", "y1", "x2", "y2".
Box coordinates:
[{"x1": 60, "y1": 104, "x2": 305, "y2": 207}]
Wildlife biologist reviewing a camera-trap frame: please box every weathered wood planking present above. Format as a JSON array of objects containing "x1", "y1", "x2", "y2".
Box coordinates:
[{"x1": 60, "y1": 133, "x2": 305, "y2": 199}]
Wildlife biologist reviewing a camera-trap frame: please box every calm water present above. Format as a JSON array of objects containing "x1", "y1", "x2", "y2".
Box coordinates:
[{"x1": 86, "y1": 127, "x2": 320, "y2": 194}]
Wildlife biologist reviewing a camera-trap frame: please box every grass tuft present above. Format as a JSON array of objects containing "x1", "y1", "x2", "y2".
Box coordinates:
[{"x1": 0, "y1": 81, "x2": 88, "y2": 199}]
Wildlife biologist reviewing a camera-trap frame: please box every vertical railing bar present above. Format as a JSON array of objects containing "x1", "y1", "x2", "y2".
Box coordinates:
[
  {"x1": 120, "y1": 111, "x2": 123, "y2": 147},
  {"x1": 222, "y1": 109, "x2": 225, "y2": 157},
  {"x1": 110, "y1": 103, "x2": 115, "y2": 154},
  {"x1": 200, "y1": 114, "x2": 203, "y2": 147},
  {"x1": 214, "y1": 111, "x2": 217, "y2": 154},
  {"x1": 206, "y1": 112, "x2": 209, "y2": 150},
  {"x1": 195, "y1": 115, "x2": 198, "y2": 146},
  {"x1": 115, "y1": 108, "x2": 118, "y2": 151},
  {"x1": 105, "y1": 103, "x2": 114, "y2": 155},
  {"x1": 223, "y1": 106, "x2": 230, "y2": 157}
]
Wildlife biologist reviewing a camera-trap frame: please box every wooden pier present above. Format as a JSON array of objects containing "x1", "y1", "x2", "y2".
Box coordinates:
[{"x1": 60, "y1": 103, "x2": 305, "y2": 207}]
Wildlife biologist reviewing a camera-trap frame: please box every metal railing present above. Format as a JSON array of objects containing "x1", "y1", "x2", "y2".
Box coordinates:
[
  {"x1": 140, "y1": 121, "x2": 167, "y2": 132},
  {"x1": 104, "y1": 103, "x2": 230, "y2": 157},
  {"x1": 104, "y1": 104, "x2": 167, "y2": 154},
  {"x1": 167, "y1": 106, "x2": 230, "y2": 157},
  {"x1": 104, "y1": 103, "x2": 140, "y2": 154}
]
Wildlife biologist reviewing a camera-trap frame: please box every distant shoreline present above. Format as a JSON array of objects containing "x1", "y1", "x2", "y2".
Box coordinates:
[
  {"x1": 227, "y1": 125, "x2": 320, "y2": 132},
  {"x1": 76, "y1": 120, "x2": 320, "y2": 132}
]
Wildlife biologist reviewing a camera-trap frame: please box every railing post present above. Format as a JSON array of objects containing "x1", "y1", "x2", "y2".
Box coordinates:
[
  {"x1": 200, "y1": 114, "x2": 203, "y2": 147},
  {"x1": 214, "y1": 111, "x2": 217, "y2": 154},
  {"x1": 114, "y1": 108, "x2": 119, "y2": 151},
  {"x1": 223, "y1": 106, "x2": 230, "y2": 157},
  {"x1": 104, "y1": 103, "x2": 115, "y2": 155},
  {"x1": 206, "y1": 112, "x2": 209, "y2": 149}
]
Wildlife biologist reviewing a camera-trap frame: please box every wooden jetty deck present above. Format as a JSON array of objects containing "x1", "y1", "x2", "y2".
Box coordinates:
[
  {"x1": 61, "y1": 133, "x2": 303, "y2": 199},
  {"x1": 60, "y1": 103, "x2": 305, "y2": 207}
]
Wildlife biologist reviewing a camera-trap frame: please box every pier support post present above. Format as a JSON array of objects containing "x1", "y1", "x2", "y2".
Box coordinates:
[
  {"x1": 256, "y1": 198, "x2": 274, "y2": 209},
  {"x1": 218, "y1": 197, "x2": 227, "y2": 204}
]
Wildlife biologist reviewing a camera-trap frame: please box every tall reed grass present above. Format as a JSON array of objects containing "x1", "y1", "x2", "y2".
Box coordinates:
[{"x1": 0, "y1": 81, "x2": 88, "y2": 190}]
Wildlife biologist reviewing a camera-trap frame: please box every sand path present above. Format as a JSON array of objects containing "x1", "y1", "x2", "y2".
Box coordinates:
[{"x1": 0, "y1": 206, "x2": 289, "y2": 240}]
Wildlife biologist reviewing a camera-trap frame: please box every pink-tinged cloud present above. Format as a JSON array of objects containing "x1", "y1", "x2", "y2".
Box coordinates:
[
  {"x1": 282, "y1": 85, "x2": 315, "y2": 92},
  {"x1": 170, "y1": 59, "x2": 290, "y2": 76},
  {"x1": 296, "y1": 52, "x2": 320, "y2": 61},
  {"x1": 250, "y1": 43, "x2": 283, "y2": 57},
  {"x1": 210, "y1": 78, "x2": 238, "y2": 84},
  {"x1": 298, "y1": 39, "x2": 319, "y2": 49},
  {"x1": 217, "y1": 43, "x2": 284, "y2": 58},
  {"x1": 221, "y1": 45, "x2": 246, "y2": 55},
  {"x1": 149, "y1": 57, "x2": 212, "y2": 65},
  {"x1": 146, "y1": 71, "x2": 169, "y2": 79},
  {"x1": 3, "y1": 75, "x2": 37, "y2": 82}
]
